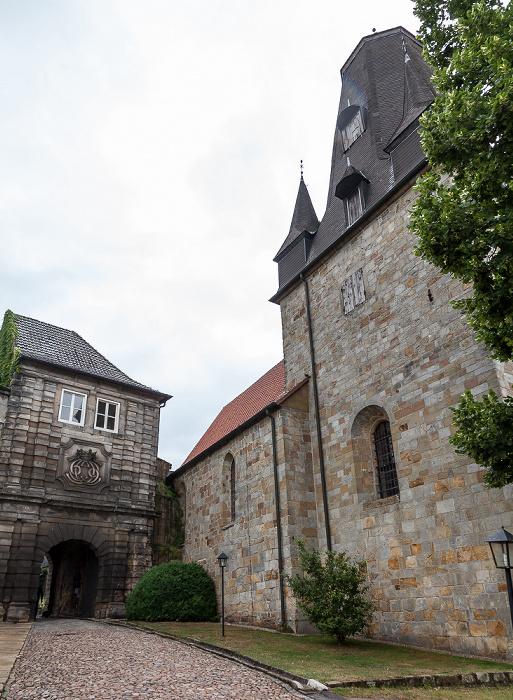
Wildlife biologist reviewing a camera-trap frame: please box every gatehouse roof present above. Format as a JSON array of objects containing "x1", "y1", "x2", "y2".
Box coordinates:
[{"x1": 11, "y1": 313, "x2": 171, "y2": 402}]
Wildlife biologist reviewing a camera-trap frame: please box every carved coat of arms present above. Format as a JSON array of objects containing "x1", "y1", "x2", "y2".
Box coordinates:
[{"x1": 57, "y1": 440, "x2": 112, "y2": 493}]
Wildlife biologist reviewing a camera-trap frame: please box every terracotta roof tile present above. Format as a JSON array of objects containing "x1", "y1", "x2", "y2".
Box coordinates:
[{"x1": 182, "y1": 360, "x2": 285, "y2": 466}]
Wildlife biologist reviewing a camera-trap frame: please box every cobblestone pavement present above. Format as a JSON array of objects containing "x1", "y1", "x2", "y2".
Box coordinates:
[{"x1": 4, "y1": 619, "x2": 305, "y2": 700}]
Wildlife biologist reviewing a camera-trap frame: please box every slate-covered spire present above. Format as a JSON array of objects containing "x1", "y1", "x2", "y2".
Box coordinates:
[{"x1": 274, "y1": 173, "x2": 319, "y2": 261}]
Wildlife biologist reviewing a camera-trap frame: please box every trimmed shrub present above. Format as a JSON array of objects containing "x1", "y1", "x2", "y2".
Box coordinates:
[
  {"x1": 283, "y1": 540, "x2": 374, "y2": 644},
  {"x1": 126, "y1": 561, "x2": 217, "y2": 622}
]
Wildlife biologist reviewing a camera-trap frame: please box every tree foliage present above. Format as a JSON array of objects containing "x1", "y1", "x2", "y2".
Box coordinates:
[
  {"x1": 410, "y1": 0, "x2": 513, "y2": 486},
  {"x1": 283, "y1": 541, "x2": 374, "y2": 644},
  {"x1": 126, "y1": 561, "x2": 217, "y2": 622},
  {"x1": 451, "y1": 390, "x2": 513, "y2": 488},
  {"x1": 411, "y1": 0, "x2": 513, "y2": 361}
]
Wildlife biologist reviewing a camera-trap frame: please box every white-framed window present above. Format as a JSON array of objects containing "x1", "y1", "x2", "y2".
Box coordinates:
[
  {"x1": 94, "y1": 398, "x2": 120, "y2": 433},
  {"x1": 59, "y1": 389, "x2": 87, "y2": 426}
]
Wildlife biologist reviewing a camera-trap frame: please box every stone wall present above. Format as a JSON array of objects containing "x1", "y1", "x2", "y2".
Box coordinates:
[
  {"x1": 173, "y1": 388, "x2": 315, "y2": 631},
  {"x1": 278, "y1": 178, "x2": 513, "y2": 659},
  {"x1": 0, "y1": 361, "x2": 162, "y2": 621}
]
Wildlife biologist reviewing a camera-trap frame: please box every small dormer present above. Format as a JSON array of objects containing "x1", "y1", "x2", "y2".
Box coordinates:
[
  {"x1": 337, "y1": 105, "x2": 366, "y2": 152},
  {"x1": 334, "y1": 165, "x2": 370, "y2": 225}
]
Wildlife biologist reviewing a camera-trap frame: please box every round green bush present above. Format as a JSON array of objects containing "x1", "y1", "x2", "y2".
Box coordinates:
[{"x1": 126, "y1": 561, "x2": 218, "y2": 622}]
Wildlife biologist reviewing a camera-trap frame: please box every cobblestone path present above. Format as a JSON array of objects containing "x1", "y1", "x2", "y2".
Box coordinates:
[{"x1": 4, "y1": 619, "x2": 303, "y2": 700}]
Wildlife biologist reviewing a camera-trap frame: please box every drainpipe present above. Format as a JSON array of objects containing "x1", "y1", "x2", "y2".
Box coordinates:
[
  {"x1": 300, "y1": 274, "x2": 332, "y2": 551},
  {"x1": 266, "y1": 408, "x2": 286, "y2": 628}
]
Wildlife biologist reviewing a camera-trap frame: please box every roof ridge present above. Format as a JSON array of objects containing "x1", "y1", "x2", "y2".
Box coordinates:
[{"x1": 12, "y1": 312, "x2": 171, "y2": 399}]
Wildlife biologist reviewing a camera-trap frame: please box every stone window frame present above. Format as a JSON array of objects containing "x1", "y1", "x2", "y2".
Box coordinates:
[
  {"x1": 221, "y1": 452, "x2": 236, "y2": 529},
  {"x1": 94, "y1": 398, "x2": 120, "y2": 433},
  {"x1": 58, "y1": 388, "x2": 87, "y2": 427},
  {"x1": 350, "y1": 405, "x2": 400, "y2": 503}
]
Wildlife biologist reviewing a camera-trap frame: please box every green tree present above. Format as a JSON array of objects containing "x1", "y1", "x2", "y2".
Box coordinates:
[
  {"x1": 410, "y1": 0, "x2": 513, "y2": 484},
  {"x1": 283, "y1": 541, "x2": 374, "y2": 644}
]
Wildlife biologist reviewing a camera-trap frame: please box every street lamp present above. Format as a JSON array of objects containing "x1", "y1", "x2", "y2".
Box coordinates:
[
  {"x1": 486, "y1": 527, "x2": 513, "y2": 629},
  {"x1": 217, "y1": 552, "x2": 228, "y2": 637}
]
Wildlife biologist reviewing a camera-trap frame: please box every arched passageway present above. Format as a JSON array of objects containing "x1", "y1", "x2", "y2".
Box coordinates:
[{"x1": 47, "y1": 541, "x2": 99, "y2": 618}]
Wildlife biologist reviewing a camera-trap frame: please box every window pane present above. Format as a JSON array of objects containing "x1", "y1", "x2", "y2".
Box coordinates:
[
  {"x1": 60, "y1": 404, "x2": 71, "y2": 421},
  {"x1": 96, "y1": 413, "x2": 105, "y2": 428},
  {"x1": 62, "y1": 391, "x2": 73, "y2": 408},
  {"x1": 108, "y1": 404, "x2": 117, "y2": 418},
  {"x1": 98, "y1": 401, "x2": 106, "y2": 415},
  {"x1": 374, "y1": 421, "x2": 399, "y2": 498},
  {"x1": 72, "y1": 407, "x2": 82, "y2": 424},
  {"x1": 107, "y1": 416, "x2": 115, "y2": 431}
]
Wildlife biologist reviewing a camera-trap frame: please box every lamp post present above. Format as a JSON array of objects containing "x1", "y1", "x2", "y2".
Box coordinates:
[
  {"x1": 486, "y1": 527, "x2": 513, "y2": 629},
  {"x1": 217, "y1": 552, "x2": 228, "y2": 637}
]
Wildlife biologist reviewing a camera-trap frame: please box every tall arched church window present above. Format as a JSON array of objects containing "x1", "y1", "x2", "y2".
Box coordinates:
[
  {"x1": 230, "y1": 458, "x2": 236, "y2": 521},
  {"x1": 374, "y1": 421, "x2": 399, "y2": 498}
]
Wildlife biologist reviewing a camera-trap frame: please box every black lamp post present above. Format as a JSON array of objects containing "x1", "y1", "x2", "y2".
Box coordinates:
[
  {"x1": 217, "y1": 552, "x2": 228, "y2": 637},
  {"x1": 486, "y1": 527, "x2": 513, "y2": 629}
]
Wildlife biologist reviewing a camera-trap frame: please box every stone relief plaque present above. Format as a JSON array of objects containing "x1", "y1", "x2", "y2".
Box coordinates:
[{"x1": 57, "y1": 439, "x2": 112, "y2": 493}]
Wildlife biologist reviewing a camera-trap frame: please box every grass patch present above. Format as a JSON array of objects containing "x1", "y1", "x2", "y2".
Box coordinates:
[
  {"x1": 334, "y1": 688, "x2": 513, "y2": 700},
  {"x1": 131, "y1": 621, "x2": 513, "y2": 684}
]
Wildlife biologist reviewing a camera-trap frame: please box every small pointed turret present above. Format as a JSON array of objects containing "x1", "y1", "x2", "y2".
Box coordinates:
[{"x1": 274, "y1": 169, "x2": 319, "y2": 262}]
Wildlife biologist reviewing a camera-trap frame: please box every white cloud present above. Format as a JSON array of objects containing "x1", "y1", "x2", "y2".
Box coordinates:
[{"x1": 0, "y1": 0, "x2": 419, "y2": 467}]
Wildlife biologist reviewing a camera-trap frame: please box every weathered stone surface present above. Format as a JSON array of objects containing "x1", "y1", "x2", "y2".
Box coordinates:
[{"x1": 0, "y1": 361, "x2": 165, "y2": 621}]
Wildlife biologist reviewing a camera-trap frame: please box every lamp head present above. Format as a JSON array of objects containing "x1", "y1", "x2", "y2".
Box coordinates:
[
  {"x1": 486, "y1": 527, "x2": 513, "y2": 569},
  {"x1": 217, "y1": 552, "x2": 228, "y2": 568}
]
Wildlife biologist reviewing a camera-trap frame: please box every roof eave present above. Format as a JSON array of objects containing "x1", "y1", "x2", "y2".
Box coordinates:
[
  {"x1": 174, "y1": 401, "x2": 280, "y2": 476},
  {"x1": 175, "y1": 375, "x2": 310, "y2": 476},
  {"x1": 19, "y1": 355, "x2": 172, "y2": 404}
]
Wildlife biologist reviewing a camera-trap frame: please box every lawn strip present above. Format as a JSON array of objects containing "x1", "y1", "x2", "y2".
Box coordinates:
[
  {"x1": 129, "y1": 621, "x2": 513, "y2": 684},
  {"x1": 334, "y1": 686, "x2": 513, "y2": 700}
]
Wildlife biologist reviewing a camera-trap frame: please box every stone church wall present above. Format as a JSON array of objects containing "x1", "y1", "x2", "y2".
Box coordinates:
[
  {"x1": 279, "y1": 177, "x2": 513, "y2": 659},
  {"x1": 0, "y1": 362, "x2": 161, "y2": 621},
  {"x1": 174, "y1": 391, "x2": 317, "y2": 631}
]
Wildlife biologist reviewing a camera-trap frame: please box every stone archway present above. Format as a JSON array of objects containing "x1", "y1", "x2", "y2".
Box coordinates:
[{"x1": 47, "y1": 540, "x2": 99, "y2": 618}]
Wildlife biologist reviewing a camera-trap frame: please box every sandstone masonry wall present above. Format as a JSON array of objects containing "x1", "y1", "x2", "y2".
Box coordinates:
[
  {"x1": 279, "y1": 182, "x2": 513, "y2": 659},
  {"x1": 0, "y1": 361, "x2": 162, "y2": 621}
]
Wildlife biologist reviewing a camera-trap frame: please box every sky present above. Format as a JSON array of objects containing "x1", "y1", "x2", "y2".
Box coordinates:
[{"x1": 0, "y1": 0, "x2": 420, "y2": 468}]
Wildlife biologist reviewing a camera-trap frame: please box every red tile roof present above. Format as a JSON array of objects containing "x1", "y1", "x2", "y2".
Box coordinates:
[{"x1": 182, "y1": 360, "x2": 285, "y2": 466}]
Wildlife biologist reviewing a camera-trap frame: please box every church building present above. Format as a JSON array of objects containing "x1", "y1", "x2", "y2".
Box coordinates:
[{"x1": 173, "y1": 27, "x2": 513, "y2": 660}]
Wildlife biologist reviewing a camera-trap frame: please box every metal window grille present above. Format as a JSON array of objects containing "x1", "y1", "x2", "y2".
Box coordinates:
[
  {"x1": 374, "y1": 421, "x2": 399, "y2": 498},
  {"x1": 230, "y1": 459, "x2": 236, "y2": 521}
]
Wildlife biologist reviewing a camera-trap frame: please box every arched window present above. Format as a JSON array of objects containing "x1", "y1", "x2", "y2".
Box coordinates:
[
  {"x1": 374, "y1": 421, "x2": 399, "y2": 498},
  {"x1": 230, "y1": 458, "x2": 236, "y2": 522}
]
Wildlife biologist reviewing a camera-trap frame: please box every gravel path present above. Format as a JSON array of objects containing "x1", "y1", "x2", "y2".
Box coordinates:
[{"x1": 4, "y1": 619, "x2": 303, "y2": 700}]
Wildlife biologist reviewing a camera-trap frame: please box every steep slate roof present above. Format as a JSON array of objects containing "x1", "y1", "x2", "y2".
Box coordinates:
[
  {"x1": 182, "y1": 360, "x2": 285, "y2": 467},
  {"x1": 274, "y1": 177, "x2": 319, "y2": 261},
  {"x1": 14, "y1": 314, "x2": 171, "y2": 400},
  {"x1": 272, "y1": 27, "x2": 435, "y2": 300}
]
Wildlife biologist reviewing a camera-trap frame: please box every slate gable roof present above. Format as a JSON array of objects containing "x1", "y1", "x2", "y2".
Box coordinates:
[
  {"x1": 272, "y1": 27, "x2": 435, "y2": 301},
  {"x1": 181, "y1": 360, "x2": 285, "y2": 467},
  {"x1": 14, "y1": 314, "x2": 171, "y2": 401}
]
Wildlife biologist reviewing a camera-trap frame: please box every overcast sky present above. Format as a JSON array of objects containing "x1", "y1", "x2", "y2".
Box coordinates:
[{"x1": 0, "y1": 0, "x2": 419, "y2": 468}]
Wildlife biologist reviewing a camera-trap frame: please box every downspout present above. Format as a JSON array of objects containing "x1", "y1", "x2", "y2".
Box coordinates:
[
  {"x1": 300, "y1": 274, "x2": 332, "y2": 550},
  {"x1": 266, "y1": 408, "x2": 286, "y2": 628}
]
